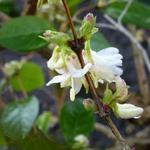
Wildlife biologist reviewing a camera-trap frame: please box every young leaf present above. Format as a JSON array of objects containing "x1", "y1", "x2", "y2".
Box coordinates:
[
  {"x1": 91, "y1": 32, "x2": 110, "y2": 52},
  {"x1": 0, "y1": 96, "x2": 39, "y2": 140},
  {"x1": 10, "y1": 62, "x2": 45, "y2": 92},
  {"x1": 60, "y1": 99, "x2": 95, "y2": 144},
  {"x1": 104, "y1": 1, "x2": 150, "y2": 29},
  {"x1": 36, "y1": 111, "x2": 52, "y2": 133},
  {"x1": 0, "y1": 16, "x2": 50, "y2": 52}
]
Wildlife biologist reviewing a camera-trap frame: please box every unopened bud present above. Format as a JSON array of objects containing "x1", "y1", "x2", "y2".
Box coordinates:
[
  {"x1": 85, "y1": 13, "x2": 94, "y2": 22},
  {"x1": 83, "y1": 98, "x2": 98, "y2": 112},
  {"x1": 43, "y1": 30, "x2": 51, "y2": 37},
  {"x1": 114, "y1": 103, "x2": 144, "y2": 119},
  {"x1": 73, "y1": 134, "x2": 89, "y2": 149},
  {"x1": 115, "y1": 76, "x2": 128, "y2": 102},
  {"x1": 79, "y1": 13, "x2": 97, "y2": 40},
  {"x1": 41, "y1": 30, "x2": 70, "y2": 45}
]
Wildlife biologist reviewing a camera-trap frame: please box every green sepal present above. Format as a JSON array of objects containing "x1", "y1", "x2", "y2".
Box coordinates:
[
  {"x1": 40, "y1": 30, "x2": 71, "y2": 46},
  {"x1": 79, "y1": 14, "x2": 97, "y2": 40},
  {"x1": 102, "y1": 84, "x2": 114, "y2": 105}
]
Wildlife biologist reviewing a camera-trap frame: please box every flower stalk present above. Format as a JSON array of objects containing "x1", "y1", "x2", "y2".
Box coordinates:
[{"x1": 61, "y1": 0, "x2": 131, "y2": 149}]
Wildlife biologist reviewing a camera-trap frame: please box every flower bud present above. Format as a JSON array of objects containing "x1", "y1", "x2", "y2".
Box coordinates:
[
  {"x1": 73, "y1": 134, "x2": 89, "y2": 149},
  {"x1": 47, "y1": 46, "x2": 64, "y2": 72},
  {"x1": 115, "y1": 76, "x2": 128, "y2": 102},
  {"x1": 83, "y1": 98, "x2": 98, "y2": 112},
  {"x1": 41, "y1": 30, "x2": 70, "y2": 45},
  {"x1": 85, "y1": 13, "x2": 94, "y2": 22},
  {"x1": 114, "y1": 103, "x2": 144, "y2": 119},
  {"x1": 103, "y1": 84, "x2": 113, "y2": 105},
  {"x1": 79, "y1": 13, "x2": 97, "y2": 40}
]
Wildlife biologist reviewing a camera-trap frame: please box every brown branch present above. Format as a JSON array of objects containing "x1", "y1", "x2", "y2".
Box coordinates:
[
  {"x1": 129, "y1": 27, "x2": 150, "y2": 105},
  {"x1": 62, "y1": 0, "x2": 78, "y2": 44}
]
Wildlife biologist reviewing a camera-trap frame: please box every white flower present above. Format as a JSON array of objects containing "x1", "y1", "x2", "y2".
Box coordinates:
[
  {"x1": 115, "y1": 76, "x2": 128, "y2": 102},
  {"x1": 83, "y1": 46, "x2": 123, "y2": 88},
  {"x1": 115, "y1": 103, "x2": 144, "y2": 119},
  {"x1": 73, "y1": 134, "x2": 89, "y2": 148},
  {"x1": 3, "y1": 59, "x2": 26, "y2": 77},
  {"x1": 46, "y1": 48, "x2": 92, "y2": 101},
  {"x1": 47, "y1": 46, "x2": 65, "y2": 74}
]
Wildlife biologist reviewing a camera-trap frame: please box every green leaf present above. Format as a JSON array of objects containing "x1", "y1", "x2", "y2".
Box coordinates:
[
  {"x1": 0, "y1": 0, "x2": 18, "y2": 16},
  {"x1": 104, "y1": 1, "x2": 150, "y2": 29},
  {"x1": 0, "y1": 129, "x2": 6, "y2": 146},
  {"x1": 36, "y1": 111, "x2": 52, "y2": 133},
  {"x1": 0, "y1": 96, "x2": 39, "y2": 140},
  {"x1": 10, "y1": 62, "x2": 45, "y2": 92},
  {"x1": 136, "y1": 0, "x2": 150, "y2": 5},
  {"x1": 0, "y1": 16, "x2": 50, "y2": 52},
  {"x1": 68, "y1": 0, "x2": 84, "y2": 13},
  {"x1": 60, "y1": 99, "x2": 95, "y2": 144},
  {"x1": 91, "y1": 32, "x2": 110, "y2": 51},
  {"x1": 14, "y1": 129, "x2": 69, "y2": 150}
]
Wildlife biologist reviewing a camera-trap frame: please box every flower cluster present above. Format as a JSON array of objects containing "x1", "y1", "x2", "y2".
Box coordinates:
[{"x1": 43, "y1": 13, "x2": 143, "y2": 119}]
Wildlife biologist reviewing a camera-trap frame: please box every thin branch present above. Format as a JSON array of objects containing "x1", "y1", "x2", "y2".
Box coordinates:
[
  {"x1": 118, "y1": 0, "x2": 133, "y2": 24},
  {"x1": 104, "y1": 14, "x2": 150, "y2": 73},
  {"x1": 62, "y1": 0, "x2": 78, "y2": 44},
  {"x1": 129, "y1": 26, "x2": 150, "y2": 105},
  {"x1": 95, "y1": 122, "x2": 115, "y2": 140}
]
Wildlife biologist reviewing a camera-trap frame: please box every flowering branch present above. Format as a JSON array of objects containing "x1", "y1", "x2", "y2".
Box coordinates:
[{"x1": 61, "y1": 0, "x2": 131, "y2": 149}]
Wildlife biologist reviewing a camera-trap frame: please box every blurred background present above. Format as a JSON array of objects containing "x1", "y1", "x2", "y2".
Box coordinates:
[{"x1": 0, "y1": 0, "x2": 150, "y2": 150}]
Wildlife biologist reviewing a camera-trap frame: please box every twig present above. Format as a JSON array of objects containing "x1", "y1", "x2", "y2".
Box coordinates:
[
  {"x1": 129, "y1": 26, "x2": 149, "y2": 105},
  {"x1": 104, "y1": 14, "x2": 150, "y2": 73},
  {"x1": 118, "y1": 0, "x2": 133, "y2": 24},
  {"x1": 61, "y1": 1, "x2": 131, "y2": 149},
  {"x1": 95, "y1": 122, "x2": 115, "y2": 140},
  {"x1": 62, "y1": 0, "x2": 78, "y2": 44}
]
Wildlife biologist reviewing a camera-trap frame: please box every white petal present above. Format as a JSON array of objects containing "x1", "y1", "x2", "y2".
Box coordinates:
[
  {"x1": 70, "y1": 88, "x2": 75, "y2": 101},
  {"x1": 71, "y1": 63, "x2": 92, "y2": 78},
  {"x1": 55, "y1": 68, "x2": 66, "y2": 74},
  {"x1": 69, "y1": 78, "x2": 82, "y2": 101},
  {"x1": 72, "y1": 78, "x2": 82, "y2": 94},
  {"x1": 111, "y1": 66, "x2": 123, "y2": 76},
  {"x1": 61, "y1": 76, "x2": 71, "y2": 87},
  {"x1": 46, "y1": 74, "x2": 69, "y2": 86},
  {"x1": 97, "y1": 47, "x2": 119, "y2": 56}
]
